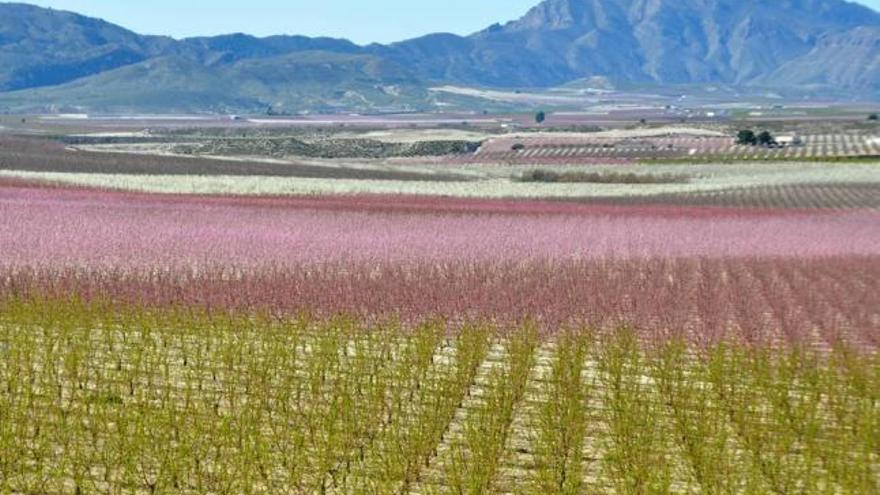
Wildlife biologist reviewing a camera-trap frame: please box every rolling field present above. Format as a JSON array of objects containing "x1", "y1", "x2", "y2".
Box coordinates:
[
  {"x1": 0, "y1": 136, "x2": 463, "y2": 182},
  {"x1": 3, "y1": 160, "x2": 879, "y2": 202},
  {"x1": 3, "y1": 133, "x2": 878, "y2": 205},
  {"x1": 0, "y1": 142, "x2": 878, "y2": 493}
]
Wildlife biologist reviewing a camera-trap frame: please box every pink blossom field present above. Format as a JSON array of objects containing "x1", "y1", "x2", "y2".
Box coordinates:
[
  {"x1": 1, "y1": 180, "x2": 878, "y2": 348},
  {"x1": 2, "y1": 182, "x2": 878, "y2": 269}
]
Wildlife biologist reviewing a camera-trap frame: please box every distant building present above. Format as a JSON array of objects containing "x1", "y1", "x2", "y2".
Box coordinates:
[{"x1": 775, "y1": 134, "x2": 803, "y2": 147}]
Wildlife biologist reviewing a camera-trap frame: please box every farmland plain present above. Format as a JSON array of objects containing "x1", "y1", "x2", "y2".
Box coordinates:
[{"x1": 1, "y1": 118, "x2": 878, "y2": 494}]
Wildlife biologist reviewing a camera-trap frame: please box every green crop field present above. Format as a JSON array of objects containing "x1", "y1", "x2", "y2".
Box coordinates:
[{"x1": 1, "y1": 299, "x2": 877, "y2": 495}]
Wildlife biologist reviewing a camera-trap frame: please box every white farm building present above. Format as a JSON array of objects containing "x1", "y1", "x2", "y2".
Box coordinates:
[{"x1": 775, "y1": 134, "x2": 803, "y2": 147}]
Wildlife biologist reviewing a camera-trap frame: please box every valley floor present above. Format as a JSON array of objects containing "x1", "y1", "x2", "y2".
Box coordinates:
[{"x1": 0, "y1": 123, "x2": 877, "y2": 493}]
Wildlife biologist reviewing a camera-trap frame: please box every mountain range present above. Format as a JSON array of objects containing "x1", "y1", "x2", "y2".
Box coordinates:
[{"x1": 0, "y1": 0, "x2": 878, "y2": 113}]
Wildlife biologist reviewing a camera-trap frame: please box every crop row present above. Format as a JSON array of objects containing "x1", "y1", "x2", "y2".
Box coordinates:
[
  {"x1": 617, "y1": 183, "x2": 880, "y2": 210},
  {"x1": 473, "y1": 134, "x2": 880, "y2": 164},
  {"x1": 4, "y1": 255, "x2": 878, "y2": 351},
  {"x1": 1, "y1": 299, "x2": 877, "y2": 494}
]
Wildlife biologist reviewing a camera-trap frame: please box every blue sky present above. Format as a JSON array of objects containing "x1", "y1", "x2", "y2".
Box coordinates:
[{"x1": 21, "y1": 0, "x2": 880, "y2": 44}]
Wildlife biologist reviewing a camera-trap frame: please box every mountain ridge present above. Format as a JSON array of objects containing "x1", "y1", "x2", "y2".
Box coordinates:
[{"x1": 0, "y1": 0, "x2": 877, "y2": 112}]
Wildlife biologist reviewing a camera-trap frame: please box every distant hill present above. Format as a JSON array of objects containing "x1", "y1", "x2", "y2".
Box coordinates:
[
  {"x1": 2, "y1": 53, "x2": 429, "y2": 114},
  {"x1": 0, "y1": 3, "x2": 172, "y2": 91},
  {"x1": 381, "y1": 0, "x2": 880, "y2": 89},
  {"x1": 0, "y1": 0, "x2": 877, "y2": 112},
  {"x1": 755, "y1": 25, "x2": 880, "y2": 90}
]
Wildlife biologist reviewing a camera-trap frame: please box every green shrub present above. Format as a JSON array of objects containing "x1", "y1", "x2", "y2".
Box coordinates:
[
  {"x1": 736, "y1": 129, "x2": 757, "y2": 145},
  {"x1": 519, "y1": 169, "x2": 688, "y2": 184}
]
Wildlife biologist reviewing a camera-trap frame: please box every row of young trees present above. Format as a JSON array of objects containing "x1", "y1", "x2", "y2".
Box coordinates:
[{"x1": 3, "y1": 299, "x2": 877, "y2": 494}]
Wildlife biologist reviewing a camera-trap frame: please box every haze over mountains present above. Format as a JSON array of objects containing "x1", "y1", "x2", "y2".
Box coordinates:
[{"x1": 0, "y1": 0, "x2": 878, "y2": 113}]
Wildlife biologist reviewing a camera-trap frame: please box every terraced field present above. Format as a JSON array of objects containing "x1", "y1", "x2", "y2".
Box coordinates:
[
  {"x1": 465, "y1": 133, "x2": 880, "y2": 165},
  {"x1": 2, "y1": 300, "x2": 877, "y2": 495}
]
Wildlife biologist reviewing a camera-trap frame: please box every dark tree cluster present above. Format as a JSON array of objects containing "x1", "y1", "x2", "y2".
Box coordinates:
[{"x1": 736, "y1": 129, "x2": 775, "y2": 147}]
